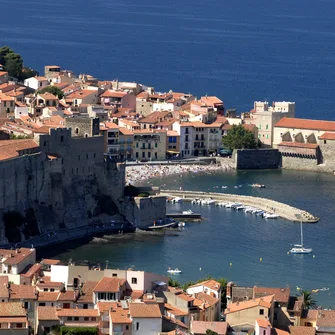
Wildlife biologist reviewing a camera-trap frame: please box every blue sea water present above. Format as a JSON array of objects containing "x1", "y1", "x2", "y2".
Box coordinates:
[{"x1": 1, "y1": 0, "x2": 335, "y2": 118}]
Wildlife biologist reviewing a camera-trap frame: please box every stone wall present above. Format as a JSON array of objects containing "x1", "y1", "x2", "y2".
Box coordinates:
[
  {"x1": 234, "y1": 149, "x2": 281, "y2": 169},
  {"x1": 64, "y1": 117, "x2": 100, "y2": 137},
  {"x1": 123, "y1": 195, "x2": 167, "y2": 229},
  {"x1": 281, "y1": 156, "x2": 319, "y2": 172}
]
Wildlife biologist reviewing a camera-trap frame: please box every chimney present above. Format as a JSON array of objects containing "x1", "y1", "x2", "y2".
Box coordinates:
[{"x1": 226, "y1": 282, "x2": 234, "y2": 299}]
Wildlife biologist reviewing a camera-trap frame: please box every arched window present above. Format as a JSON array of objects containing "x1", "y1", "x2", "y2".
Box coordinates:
[{"x1": 75, "y1": 128, "x2": 79, "y2": 134}]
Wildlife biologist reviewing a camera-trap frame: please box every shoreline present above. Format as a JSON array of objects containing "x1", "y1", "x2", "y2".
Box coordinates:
[
  {"x1": 160, "y1": 190, "x2": 319, "y2": 223},
  {"x1": 126, "y1": 160, "x2": 234, "y2": 185}
]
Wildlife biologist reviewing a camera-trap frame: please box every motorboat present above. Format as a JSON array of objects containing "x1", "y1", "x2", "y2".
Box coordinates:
[
  {"x1": 256, "y1": 210, "x2": 265, "y2": 216},
  {"x1": 234, "y1": 205, "x2": 245, "y2": 211},
  {"x1": 178, "y1": 222, "x2": 186, "y2": 227},
  {"x1": 182, "y1": 210, "x2": 193, "y2": 215},
  {"x1": 263, "y1": 213, "x2": 279, "y2": 219},
  {"x1": 231, "y1": 203, "x2": 242, "y2": 209},
  {"x1": 251, "y1": 184, "x2": 265, "y2": 188},
  {"x1": 244, "y1": 207, "x2": 256, "y2": 213},
  {"x1": 225, "y1": 203, "x2": 233, "y2": 208},
  {"x1": 289, "y1": 220, "x2": 312, "y2": 254},
  {"x1": 167, "y1": 268, "x2": 182, "y2": 274},
  {"x1": 171, "y1": 197, "x2": 183, "y2": 203}
]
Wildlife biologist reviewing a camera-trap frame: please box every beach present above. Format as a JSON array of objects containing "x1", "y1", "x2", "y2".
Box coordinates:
[{"x1": 125, "y1": 162, "x2": 232, "y2": 185}]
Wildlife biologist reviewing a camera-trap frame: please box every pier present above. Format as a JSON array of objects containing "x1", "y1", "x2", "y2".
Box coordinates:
[{"x1": 160, "y1": 190, "x2": 319, "y2": 223}]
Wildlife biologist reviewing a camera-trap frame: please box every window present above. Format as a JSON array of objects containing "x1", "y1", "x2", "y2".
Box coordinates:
[
  {"x1": 86, "y1": 154, "x2": 88, "y2": 159},
  {"x1": 44, "y1": 288, "x2": 48, "y2": 292},
  {"x1": 136, "y1": 322, "x2": 140, "y2": 330},
  {"x1": 16, "y1": 323, "x2": 23, "y2": 328},
  {"x1": 259, "y1": 309, "x2": 264, "y2": 315},
  {"x1": 91, "y1": 317, "x2": 96, "y2": 321},
  {"x1": 324, "y1": 140, "x2": 327, "y2": 144},
  {"x1": 43, "y1": 141, "x2": 47, "y2": 146},
  {"x1": 266, "y1": 134, "x2": 269, "y2": 139},
  {"x1": 263, "y1": 330, "x2": 266, "y2": 335},
  {"x1": 148, "y1": 152, "x2": 151, "y2": 158},
  {"x1": 126, "y1": 325, "x2": 129, "y2": 330},
  {"x1": 155, "y1": 142, "x2": 158, "y2": 148},
  {"x1": 142, "y1": 152, "x2": 145, "y2": 158},
  {"x1": 132, "y1": 277, "x2": 137, "y2": 284},
  {"x1": 93, "y1": 153, "x2": 96, "y2": 158},
  {"x1": 148, "y1": 143, "x2": 151, "y2": 149},
  {"x1": 112, "y1": 273, "x2": 117, "y2": 277},
  {"x1": 155, "y1": 152, "x2": 157, "y2": 159},
  {"x1": 24, "y1": 302, "x2": 29, "y2": 309},
  {"x1": 266, "y1": 124, "x2": 269, "y2": 130},
  {"x1": 83, "y1": 304, "x2": 88, "y2": 309},
  {"x1": 84, "y1": 317, "x2": 89, "y2": 321},
  {"x1": 44, "y1": 327, "x2": 50, "y2": 333},
  {"x1": 67, "y1": 317, "x2": 72, "y2": 321},
  {"x1": 63, "y1": 303, "x2": 70, "y2": 309},
  {"x1": 39, "y1": 303, "x2": 46, "y2": 306},
  {"x1": 60, "y1": 135, "x2": 64, "y2": 142},
  {"x1": 136, "y1": 152, "x2": 139, "y2": 158},
  {"x1": 74, "y1": 317, "x2": 79, "y2": 321},
  {"x1": 136, "y1": 142, "x2": 139, "y2": 148}
]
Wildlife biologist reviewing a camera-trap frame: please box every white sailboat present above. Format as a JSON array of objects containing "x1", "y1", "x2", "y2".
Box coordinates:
[{"x1": 289, "y1": 220, "x2": 312, "y2": 254}]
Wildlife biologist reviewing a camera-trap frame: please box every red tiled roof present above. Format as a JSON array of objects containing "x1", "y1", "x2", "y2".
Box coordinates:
[
  {"x1": 188, "y1": 279, "x2": 221, "y2": 291},
  {"x1": 0, "y1": 139, "x2": 39, "y2": 161},
  {"x1": 0, "y1": 317, "x2": 27, "y2": 323},
  {"x1": 275, "y1": 117, "x2": 335, "y2": 132},
  {"x1": 21, "y1": 263, "x2": 42, "y2": 278},
  {"x1": 316, "y1": 310, "x2": 335, "y2": 328},
  {"x1": 256, "y1": 319, "x2": 271, "y2": 328},
  {"x1": 119, "y1": 127, "x2": 134, "y2": 135},
  {"x1": 93, "y1": 277, "x2": 126, "y2": 293},
  {"x1": 0, "y1": 276, "x2": 9, "y2": 299},
  {"x1": 176, "y1": 293, "x2": 194, "y2": 302},
  {"x1": 225, "y1": 295, "x2": 273, "y2": 314},
  {"x1": 0, "y1": 248, "x2": 35, "y2": 265},
  {"x1": 57, "y1": 308, "x2": 99, "y2": 317},
  {"x1": 77, "y1": 281, "x2": 98, "y2": 304},
  {"x1": 278, "y1": 142, "x2": 318, "y2": 149},
  {"x1": 101, "y1": 90, "x2": 127, "y2": 98},
  {"x1": 129, "y1": 303, "x2": 162, "y2": 318},
  {"x1": 0, "y1": 302, "x2": 27, "y2": 317},
  {"x1": 41, "y1": 259, "x2": 61, "y2": 265},
  {"x1": 191, "y1": 321, "x2": 228, "y2": 335},
  {"x1": 289, "y1": 326, "x2": 316, "y2": 335},
  {"x1": 164, "y1": 303, "x2": 189, "y2": 316},
  {"x1": 195, "y1": 292, "x2": 219, "y2": 306},
  {"x1": 57, "y1": 291, "x2": 78, "y2": 301},
  {"x1": 37, "y1": 306, "x2": 58, "y2": 320},
  {"x1": 10, "y1": 284, "x2": 36, "y2": 300},
  {"x1": 37, "y1": 292, "x2": 60, "y2": 302},
  {"x1": 319, "y1": 132, "x2": 335, "y2": 140}
]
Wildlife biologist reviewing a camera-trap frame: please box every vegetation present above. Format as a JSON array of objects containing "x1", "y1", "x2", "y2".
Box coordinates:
[
  {"x1": 37, "y1": 85, "x2": 64, "y2": 99},
  {"x1": 222, "y1": 124, "x2": 257, "y2": 150},
  {"x1": 300, "y1": 290, "x2": 317, "y2": 309},
  {"x1": 168, "y1": 277, "x2": 180, "y2": 287},
  {"x1": 206, "y1": 330, "x2": 219, "y2": 335},
  {"x1": 9, "y1": 134, "x2": 31, "y2": 140},
  {"x1": 0, "y1": 45, "x2": 39, "y2": 81},
  {"x1": 60, "y1": 327, "x2": 98, "y2": 335}
]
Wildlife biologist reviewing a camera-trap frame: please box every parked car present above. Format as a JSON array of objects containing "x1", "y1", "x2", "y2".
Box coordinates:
[{"x1": 219, "y1": 149, "x2": 232, "y2": 157}]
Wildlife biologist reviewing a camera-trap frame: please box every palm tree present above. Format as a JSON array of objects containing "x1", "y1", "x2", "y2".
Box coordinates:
[{"x1": 301, "y1": 290, "x2": 317, "y2": 309}]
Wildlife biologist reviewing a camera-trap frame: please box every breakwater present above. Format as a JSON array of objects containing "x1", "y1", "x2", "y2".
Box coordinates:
[{"x1": 160, "y1": 190, "x2": 319, "y2": 223}]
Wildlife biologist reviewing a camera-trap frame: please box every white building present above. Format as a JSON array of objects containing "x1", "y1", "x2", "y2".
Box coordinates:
[{"x1": 24, "y1": 76, "x2": 49, "y2": 90}]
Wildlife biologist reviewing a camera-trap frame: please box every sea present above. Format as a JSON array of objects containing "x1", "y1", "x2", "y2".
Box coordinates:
[
  {"x1": 41, "y1": 169, "x2": 335, "y2": 308},
  {"x1": 1, "y1": 0, "x2": 335, "y2": 119},
  {"x1": 1, "y1": 0, "x2": 335, "y2": 307}
]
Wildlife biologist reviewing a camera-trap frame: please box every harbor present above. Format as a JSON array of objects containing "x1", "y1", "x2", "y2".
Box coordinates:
[{"x1": 161, "y1": 190, "x2": 319, "y2": 223}]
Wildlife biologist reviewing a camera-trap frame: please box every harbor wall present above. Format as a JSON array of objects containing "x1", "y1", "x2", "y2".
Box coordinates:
[
  {"x1": 160, "y1": 190, "x2": 318, "y2": 223},
  {"x1": 234, "y1": 149, "x2": 281, "y2": 169}
]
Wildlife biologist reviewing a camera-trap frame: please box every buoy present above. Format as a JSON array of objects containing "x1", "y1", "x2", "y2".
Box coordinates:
[
  {"x1": 313, "y1": 255, "x2": 316, "y2": 258},
  {"x1": 260, "y1": 258, "x2": 263, "y2": 262},
  {"x1": 230, "y1": 263, "x2": 232, "y2": 267},
  {"x1": 287, "y1": 252, "x2": 290, "y2": 255},
  {"x1": 199, "y1": 267, "x2": 202, "y2": 271}
]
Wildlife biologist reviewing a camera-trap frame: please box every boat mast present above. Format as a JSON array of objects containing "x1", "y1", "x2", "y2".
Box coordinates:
[{"x1": 300, "y1": 217, "x2": 303, "y2": 247}]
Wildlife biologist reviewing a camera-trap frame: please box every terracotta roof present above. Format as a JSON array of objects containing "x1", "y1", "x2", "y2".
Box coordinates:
[
  {"x1": 37, "y1": 292, "x2": 60, "y2": 302},
  {"x1": 35, "y1": 76, "x2": 48, "y2": 81},
  {"x1": 57, "y1": 291, "x2": 78, "y2": 301},
  {"x1": 164, "y1": 303, "x2": 189, "y2": 317},
  {"x1": 37, "y1": 306, "x2": 58, "y2": 320},
  {"x1": 316, "y1": 310, "x2": 335, "y2": 328},
  {"x1": 302, "y1": 310, "x2": 318, "y2": 320},
  {"x1": 272, "y1": 328, "x2": 290, "y2": 335},
  {"x1": 225, "y1": 295, "x2": 273, "y2": 314},
  {"x1": 119, "y1": 127, "x2": 134, "y2": 135},
  {"x1": 188, "y1": 279, "x2": 221, "y2": 291},
  {"x1": 0, "y1": 302, "x2": 27, "y2": 317},
  {"x1": 77, "y1": 281, "x2": 98, "y2": 304},
  {"x1": 289, "y1": 326, "x2": 316, "y2": 335},
  {"x1": 195, "y1": 292, "x2": 219, "y2": 306},
  {"x1": 101, "y1": 90, "x2": 127, "y2": 98},
  {"x1": 167, "y1": 130, "x2": 179, "y2": 136},
  {"x1": 10, "y1": 284, "x2": 36, "y2": 300},
  {"x1": 34, "y1": 126, "x2": 52, "y2": 134},
  {"x1": 275, "y1": 117, "x2": 335, "y2": 132},
  {"x1": 254, "y1": 287, "x2": 290, "y2": 303},
  {"x1": 200, "y1": 96, "x2": 223, "y2": 105},
  {"x1": 129, "y1": 303, "x2": 162, "y2": 318},
  {"x1": 0, "y1": 248, "x2": 35, "y2": 265},
  {"x1": 41, "y1": 259, "x2": 61, "y2": 265},
  {"x1": 102, "y1": 121, "x2": 119, "y2": 130},
  {"x1": 57, "y1": 308, "x2": 99, "y2": 317},
  {"x1": 21, "y1": 263, "x2": 42, "y2": 278},
  {"x1": 0, "y1": 276, "x2": 9, "y2": 298},
  {"x1": 0, "y1": 317, "x2": 27, "y2": 323},
  {"x1": 0, "y1": 71, "x2": 8, "y2": 77},
  {"x1": 38, "y1": 92, "x2": 58, "y2": 100},
  {"x1": 93, "y1": 277, "x2": 126, "y2": 293},
  {"x1": 37, "y1": 281, "x2": 63, "y2": 288},
  {"x1": 110, "y1": 306, "x2": 132, "y2": 324},
  {"x1": 278, "y1": 142, "x2": 319, "y2": 149},
  {"x1": 138, "y1": 111, "x2": 171, "y2": 124},
  {"x1": 256, "y1": 319, "x2": 271, "y2": 328},
  {"x1": 66, "y1": 89, "x2": 96, "y2": 99},
  {"x1": 130, "y1": 290, "x2": 144, "y2": 299},
  {"x1": 0, "y1": 92, "x2": 15, "y2": 101},
  {"x1": 319, "y1": 132, "x2": 335, "y2": 140},
  {"x1": 191, "y1": 321, "x2": 228, "y2": 335},
  {"x1": 176, "y1": 293, "x2": 194, "y2": 302},
  {"x1": 97, "y1": 301, "x2": 118, "y2": 312}
]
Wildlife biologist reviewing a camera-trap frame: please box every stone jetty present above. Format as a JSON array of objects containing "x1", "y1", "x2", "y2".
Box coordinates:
[{"x1": 160, "y1": 190, "x2": 319, "y2": 223}]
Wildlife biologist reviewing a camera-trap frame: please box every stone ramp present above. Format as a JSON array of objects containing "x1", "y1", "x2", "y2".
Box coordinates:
[{"x1": 160, "y1": 190, "x2": 319, "y2": 223}]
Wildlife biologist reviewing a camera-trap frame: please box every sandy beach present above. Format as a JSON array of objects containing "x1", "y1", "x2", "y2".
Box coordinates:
[{"x1": 126, "y1": 162, "x2": 232, "y2": 185}]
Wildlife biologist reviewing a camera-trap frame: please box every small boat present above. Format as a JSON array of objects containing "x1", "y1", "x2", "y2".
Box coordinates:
[
  {"x1": 245, "y1": 207, "x2": 256, "y2": 213},
  {"x1": 182, "y1": 210, "x2": 193, "y2": 215},
  {"x1": 319, "y1": 287, "x2": 329, "y2": 291},
  {"x1": 289, "y1": 220, "x2": 312, "y2": 254},
  {"x1": 312, "y1": 289, "x2": 319, "y2": 293},
  {"x1": 178, "y1": 222, "x2": 185, "y2": 227},
  {"x1": 256, "y1": 211, "x2": 265, "y2": 216},
  {"x1": 235, "y1": 205, "x2": 245, "y2": 211},
  {"x1": 263, "y1": 213, "x2": 279, "y2": 219},
  {"x1": 171, "y1": 197, "x2": 183, "y2": 203},
  {"x1": 251, "y1": 184, "x2": 265, "y2": 188},
  {"x1": 296, "y1": 286, "x2": 301, "y2": 291},
  {"x1": 167, "y1": 268, "x2": 182, "y2": 274},
  {"x1": 225, "y1": 203, "x2": 233, "y2": 208}
]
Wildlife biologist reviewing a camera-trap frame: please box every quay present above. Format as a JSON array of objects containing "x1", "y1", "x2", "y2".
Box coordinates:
[
  {"x1": 160, "y1": 190, "x2": 319, "y2": 223},
  {"x1": 166, "y1": 213, "x2": 202, "y2": 221}
]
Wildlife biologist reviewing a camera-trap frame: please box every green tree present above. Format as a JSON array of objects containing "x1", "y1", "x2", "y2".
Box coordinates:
[
  {"x1": 222, "y1": 124, "x2": 257, "y2": 150},
  {"x1": 0, "y1": 46, "x2": 12, "y2": 65},
  {"x1": 206, "y1": 330, "x2": 219, "y2": 335},
  {"x1": 37, "y1": 85, "x2": 64, "y2": 99},
  {"x1": 300, "y1": 290, "x2": 317, "y2": 309},
  {"x1": 21, "y1": 66, "x2": 39, "y2": 80},
  {"x1": 168, "y1": 277, "x2": 180, "y2": 288},
  {"x1": 4, "y1": 52, "x2": 23, "y2": 79}
]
